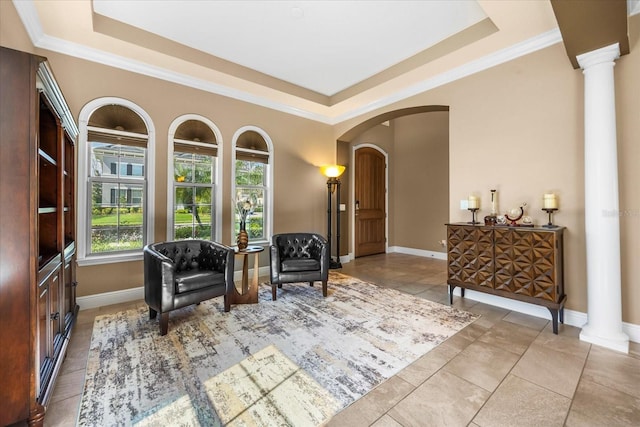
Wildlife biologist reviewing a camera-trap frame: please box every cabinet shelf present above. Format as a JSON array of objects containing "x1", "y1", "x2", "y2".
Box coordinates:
[
  {"x1": 38, "y1": 250, "x2": 61, "y2": 271},
  {"x1": 38, "y1": 148, "x2": 57, "y2": 166}
]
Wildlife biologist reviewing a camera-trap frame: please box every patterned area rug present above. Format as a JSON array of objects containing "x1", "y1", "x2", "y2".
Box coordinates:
[{"x1": 77, "y1": 272, "x2": 478, "y2": 426}]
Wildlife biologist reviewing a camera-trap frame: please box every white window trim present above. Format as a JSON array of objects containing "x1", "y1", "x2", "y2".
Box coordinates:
[
  {"x1": 77, "y1": 97, "x2": 155, "y2": 266},
  {"x1": 231, "y1": 125, "x2": 273, "y2": 245},
  {"x1": 167, "y1": 114, "x2": 223, "y2": 241}
]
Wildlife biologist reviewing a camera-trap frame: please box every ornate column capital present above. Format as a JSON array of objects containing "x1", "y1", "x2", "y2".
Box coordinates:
[{"x1": 577, "y1": 43, "x2": 620, "y2": 70}]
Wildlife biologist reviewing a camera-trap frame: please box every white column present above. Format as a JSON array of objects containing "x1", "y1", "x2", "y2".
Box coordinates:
[{"x1": 577, "y1": 43, "x2": 629, "y2": 353}]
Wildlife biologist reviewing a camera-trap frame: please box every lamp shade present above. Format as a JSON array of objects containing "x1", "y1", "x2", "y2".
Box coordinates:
[{"x1": 320, "y1": 165, "x2": 346, "y2": 178}]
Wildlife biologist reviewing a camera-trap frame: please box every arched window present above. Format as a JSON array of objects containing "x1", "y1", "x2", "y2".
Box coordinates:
[
  {"x1": 167, "y1": 115, "x2": 222, "y2": 240},
  {"x1": 232, "y1": 127, "x2": 273, "y2": 243},
  {"x1": 77, "y1": 98, "x2": 155, "y2": 264}
]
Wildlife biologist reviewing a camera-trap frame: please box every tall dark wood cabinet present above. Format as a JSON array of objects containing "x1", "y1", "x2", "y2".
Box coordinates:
[
  {"x1": 0, "y1": 46, "x2": 79, "y2": 426},
  {"x1": 446, "y1": 223, "x2": 566, "y2": 334}
]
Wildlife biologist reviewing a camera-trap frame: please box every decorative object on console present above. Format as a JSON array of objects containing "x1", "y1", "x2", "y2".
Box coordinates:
[
  {"x1": 542, "y1": 193, "x2": 559, "y2": 228},
  {"x1": 467, "y1": 195, "x2": 480, "y2": 224},
  {"x1": 490, "y1": 189, "x2": 498, "y2": 215},
  {"x1": 320, "y1": 165, "x2": 346, "y2": 269},
  {"x1": 484, "y1": 189, "x2": 498, "y2": 225},
  {"x1": 504, "y1": 202, "x2": 528, "y2": 226}
]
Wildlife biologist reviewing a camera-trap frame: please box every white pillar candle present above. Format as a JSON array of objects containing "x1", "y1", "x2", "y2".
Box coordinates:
[
  {"x1": 468, "y1": 195, "x2": 479, "y2": 209},
  {"x1": 543, "y1": 193, "x2": 558, "y2": 209}
]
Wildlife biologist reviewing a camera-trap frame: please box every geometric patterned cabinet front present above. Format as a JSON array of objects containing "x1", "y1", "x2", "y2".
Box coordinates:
[{"x1": 447, "y1": 223, "x2": 566, "y2": 334}]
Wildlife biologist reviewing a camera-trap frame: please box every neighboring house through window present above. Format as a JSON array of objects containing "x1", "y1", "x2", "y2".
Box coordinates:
[
  {"x1": 232, "y1": 127, "x2": 273, "y2": 243},
  {"x1": 77, "y1": 98, "x2": 155, "y2": 264},
  {"x1": 167, "y1": 115, "x2": 222, "y2": 241}
]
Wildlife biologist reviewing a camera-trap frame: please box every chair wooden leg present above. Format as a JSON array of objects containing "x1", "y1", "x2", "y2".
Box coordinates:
[
  {"x1": 322, "y1": 280, "x2": 327, "y2": 297},
  {"x1": 278, "y1": 284, "x2": 282, "y2": 288},
  {"x1": 159, "y1": 312, "x2": 169, "y2": 336},
  {"x1": 272, "y1": 284, "x2": 277, "y2": 301},
  {"x1": 149, "y1": 307, "x2": 157, "y2": 319},
  {"x1": 224, "y1": 295, "x2": 230, "y2": 312},
  {"x1": 309, "y1": 281, "x2": 314, "y2": 287}
]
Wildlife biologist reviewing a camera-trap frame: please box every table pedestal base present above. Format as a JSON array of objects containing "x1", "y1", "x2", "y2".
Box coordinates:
[{"x1": 230, "y1": 246, "x2": 263, "y2": 305}]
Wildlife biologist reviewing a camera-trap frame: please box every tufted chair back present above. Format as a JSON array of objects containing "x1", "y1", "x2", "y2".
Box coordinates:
[
  {"x1": 274, "y1": 233, "x2": 324, "y2": 261},
  {"x1": 269, "y1": 232, "x2": 329, "y2": 301},
  {"x1": 153, "y1": 240, "x2": 228, "y2": 273}
]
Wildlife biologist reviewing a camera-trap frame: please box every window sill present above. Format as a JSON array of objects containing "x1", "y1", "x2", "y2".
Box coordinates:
[{"x1": 77, "y1": 251, "x2": 143, "y2": 266}]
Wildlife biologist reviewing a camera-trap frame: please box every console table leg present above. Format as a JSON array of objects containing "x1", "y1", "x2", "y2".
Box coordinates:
[
  {"x1": 547, "y1": 308, "x2": 559, "y2": 335},
  {"x1": 448, "y1": 285, "x2": 465, "y2": 305}
]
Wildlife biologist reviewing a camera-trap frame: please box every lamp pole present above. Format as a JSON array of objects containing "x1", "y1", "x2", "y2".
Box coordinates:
[
  {"x1": 321, "y1": 165, "x2": 345, "y2": 270},
  {"x1": 326, "y1": 178, "x2": 333, "y2": 266},
  {"x1": 334, "y1": 178, "x2": 342, "y2": 269},
  {"x1": 326, "y1": 177, "x2": 342, "y2": 269}
]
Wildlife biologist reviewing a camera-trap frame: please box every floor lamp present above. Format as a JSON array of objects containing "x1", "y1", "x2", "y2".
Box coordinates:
[{"x1": 320, "y1": 165, "x2": 345, "y2": 269}]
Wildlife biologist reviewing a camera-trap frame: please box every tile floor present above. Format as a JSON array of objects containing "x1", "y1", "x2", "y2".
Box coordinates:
[{"x1": 41, "y1": 253, "x2": 640, "y2": 426}]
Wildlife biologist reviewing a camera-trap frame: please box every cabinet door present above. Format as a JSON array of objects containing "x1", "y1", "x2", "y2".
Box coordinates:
[
  {"x1": 37, "y1": 263, "x2": 63, "y2": 399},
  {"x1": 63, "y1": 254, "x2": 77, "y2": 331},
  {"x1": 494, "y1": 228, "x2": 557, "y2": 300},
  {"x1": 447, "y1": 226, "x2": 494, "y2": 288}
]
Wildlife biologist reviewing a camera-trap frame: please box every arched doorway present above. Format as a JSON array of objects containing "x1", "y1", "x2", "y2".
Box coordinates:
[{"x1": 337, "y1": 105, "x2": 449, "y2": 261}]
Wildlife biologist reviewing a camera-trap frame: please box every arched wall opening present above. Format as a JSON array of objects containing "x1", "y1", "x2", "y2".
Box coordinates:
[{"x1": 336, "y1": 106, "x2": 450, "y2": 261}]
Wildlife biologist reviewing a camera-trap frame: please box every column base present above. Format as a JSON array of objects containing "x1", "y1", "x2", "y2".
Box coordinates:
[{"x1": 580, "y1": 324, "x2": 629, "y2": 353}]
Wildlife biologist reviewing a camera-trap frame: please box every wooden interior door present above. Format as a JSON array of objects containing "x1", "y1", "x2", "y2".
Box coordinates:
[{"x1": 355, "y1": 147, "x2": 386, "y2": 257}]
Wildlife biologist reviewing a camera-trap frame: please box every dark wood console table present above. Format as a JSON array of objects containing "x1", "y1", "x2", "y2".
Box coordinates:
[{"x1": 446, "y1": 223, "x2": 566, "y2": 334}]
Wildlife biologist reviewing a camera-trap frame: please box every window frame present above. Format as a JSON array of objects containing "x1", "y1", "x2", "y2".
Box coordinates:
[
  {"x1": 77, "y1": 97, "x2": 155, "y2": 265},
  {"x1": 231, "y1": 126, "x2": 273, "y2": 245},
  {"x1": 167, "y1": 115, "x2": 223, "y2": 241}
]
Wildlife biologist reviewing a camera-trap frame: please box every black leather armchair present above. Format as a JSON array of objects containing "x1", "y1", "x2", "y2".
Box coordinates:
[
  {"x1": 144, "y1": 239, "x2": 235, "y2": 335},
  {"x1": 269, "y1": 233, "x2": 329, "y2": 300}
]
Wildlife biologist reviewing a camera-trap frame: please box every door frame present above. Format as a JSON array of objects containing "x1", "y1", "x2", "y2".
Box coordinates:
[{"x1": 350, "y1": 143, "x2": 389, "y2": 261}]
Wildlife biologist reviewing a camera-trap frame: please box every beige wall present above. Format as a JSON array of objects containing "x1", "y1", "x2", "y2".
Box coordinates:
[
  {"x1": 335, "y1": 15, "x2": 640, "y2": 325},
  {"x1": 2, "y1": 1, "x2": 638, "y2": 326},
  {"x1": 347, "y1": 123, "x2": 394, "y2": 253},
  {"x1": 616, "y1": 15, "x2": 640, "y2": 326},
  {"x1": 392, "y1": 112, "x2": 449, "y2": 252},
  {"x1": 344, "y1": 113, "x2": 449, "y2": 255},
  {"x1": 59, "y1": 60, "x2": 334, "y2": 296},
  {"x1": 1, "y1": 1, "x2": 335, "y2": 297}
]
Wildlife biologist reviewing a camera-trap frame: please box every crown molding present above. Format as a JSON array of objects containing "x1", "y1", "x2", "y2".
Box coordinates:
[
  {"x1": 13, "y1": 0, "x2": 562, "y2": 126},
  {"x1": 12, "y1": 0, "x2": 44, "y2": 44},
  {"x1": 331, "y1": 28, "x2": 563, "y2": 124},
  {"x1": 11, "y1": 1, "x2": 329, "y2": 124}
]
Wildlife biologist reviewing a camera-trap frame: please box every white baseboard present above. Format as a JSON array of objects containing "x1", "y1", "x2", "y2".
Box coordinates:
[
  {"x1": 389, "y1": 246, "x2": 447, "y2": 260},
  {"x1": 78, "y1": 286, "x2": 144, "y2": 310},
  {"x1": 78, "y1": 266, "x2": 272, "y2": 311},
  {"x1": 77, "y1": 255, "x2": 639, "y2": 345},
  {"x1": 450, "y1": 288, "x2": 639, "y2": 344}
]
